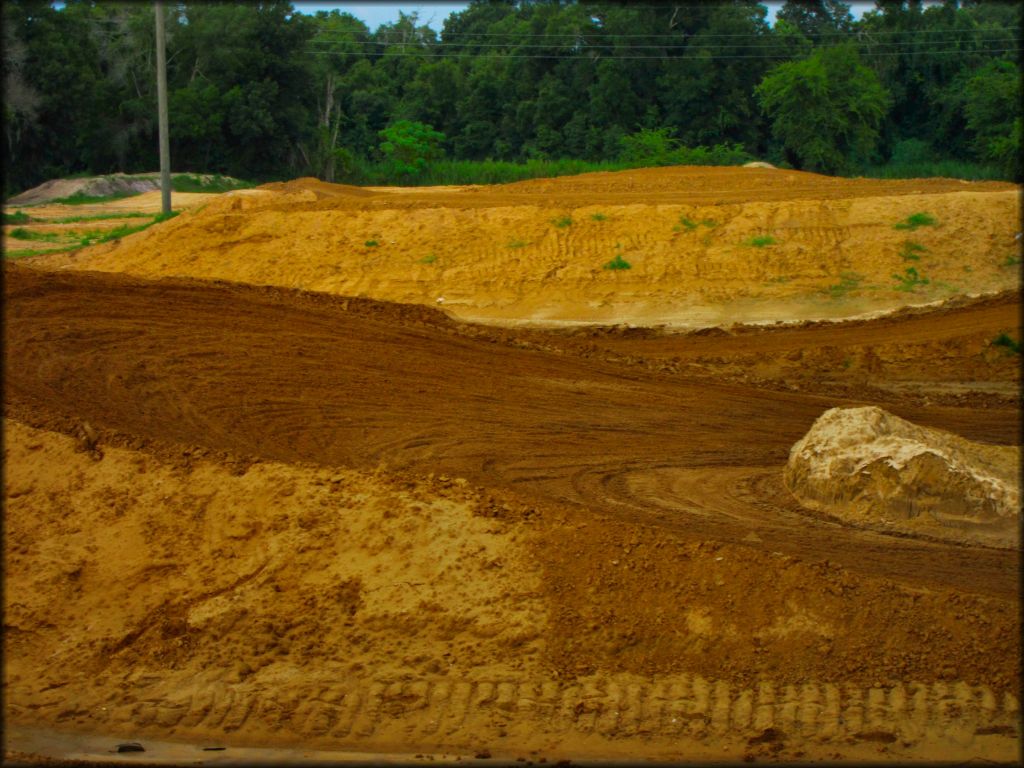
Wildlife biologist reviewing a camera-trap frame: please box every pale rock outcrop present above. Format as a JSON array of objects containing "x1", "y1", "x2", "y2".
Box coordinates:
[{"x1": 785, "y1": 406, "x2": 1019, "y2": 547}]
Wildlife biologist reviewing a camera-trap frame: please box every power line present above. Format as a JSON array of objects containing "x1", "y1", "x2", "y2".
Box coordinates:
[
  {"x1": 307, "y1": 46, "x2": 1019, "y2": 60},
  {"x1": 308, "y1": 35, "x2": 1018, "y2": 51}
]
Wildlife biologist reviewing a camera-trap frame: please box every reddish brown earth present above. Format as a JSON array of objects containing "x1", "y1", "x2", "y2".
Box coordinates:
[{"x1": 3, "y1": 262, "x2": 1020, "y2": 763}]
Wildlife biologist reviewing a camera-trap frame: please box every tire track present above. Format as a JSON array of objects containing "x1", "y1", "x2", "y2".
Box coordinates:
[{"x1": 110, "y1": 674, "x2": 1020, "y2": 747}]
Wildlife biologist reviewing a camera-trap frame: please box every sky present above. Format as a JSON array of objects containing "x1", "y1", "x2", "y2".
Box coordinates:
[{"x1": 291, "y1": 1, "x2": 881, "y2": 33}]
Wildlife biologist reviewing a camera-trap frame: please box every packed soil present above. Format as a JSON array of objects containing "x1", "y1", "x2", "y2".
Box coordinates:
[{"x1": 4, "y1": 167, "x2": 1022, "y2": 764}]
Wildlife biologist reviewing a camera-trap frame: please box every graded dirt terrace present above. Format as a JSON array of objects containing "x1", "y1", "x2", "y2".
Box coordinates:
[
  {"x1": 24, "y1": 167, "x2": 1021, "y2": 327},
  {"x1": 4, "y1": 166, "x2": 1022, "y2": 764}
]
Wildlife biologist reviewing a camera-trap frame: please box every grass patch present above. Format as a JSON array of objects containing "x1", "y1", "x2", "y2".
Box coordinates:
[
  {"x1": 3, "y1": 211, "x2": 32, "y2": 224},
  {"x1": 900, "y1": 241, "x2": 928, "y2": 261},
  {"x1": 604, "y1": 253, "x2": 631, "y2": 270},
  {"x1": 507, "y1": 239, "x2": 528, "y2": 248},
  {"x1": 892, "y1": 266, "x2": 930, "y2": 291},
  {"x1": 153, "y1": 210, "x2": 181, "y2": 223},
  {"x1": 364, "y1": 239, "x2": 380, "y2": 247},
  {"x1": 991, "y1": 332, "x2": 1021, "y2": 354},
  {"x1": 701, "y1": 219, "x2": 717, "y2": 227},
  {"x1": 46, "y1": 212, "x2": 151, "y2": 224},
  {"x1": 419, "y1": 253, "x2": 437, "y2": 264},
  {"x1": 675, "y1": 216, "x2": 698, "y2": 232},
  {"x1": 1001, "y1": 254, "x2": 1021, "y2": 267},
  {"x1": 50, "y1": 190, "x2": 139, "y2": 205},
  {"x1": 552, "y1": 215, "x2": 573, "y2": 228},
  {"x1": 746, "y1": 235, "x2": 777, "y2": 247},
  {"x1": 893, "y1": 212, "x2": 937, "y2": 231},
  {"x1": 8, "y1": 227, "x2": 60, "y2": 242},
  {"x1": 590, "y1": 213, "x2": 607, "y2": 222},
  {"x1": 171, "y1": 173, "x2": 252, "y2": 194},
  {"x1": 826, "y1": 271, "x2": 863, "y2": 298}
]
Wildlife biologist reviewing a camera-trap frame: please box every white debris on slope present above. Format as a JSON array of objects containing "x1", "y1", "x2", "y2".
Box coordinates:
[{"x1": 784, "y1": 406, "x2": 1019, "y2": 548}]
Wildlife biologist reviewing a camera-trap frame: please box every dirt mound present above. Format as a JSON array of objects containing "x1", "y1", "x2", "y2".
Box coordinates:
[
  {"x1": 23, "y1": 167, "x2": 1021, "y2": 328},
  {"x1": 785, "y1": 406, "x2": 1020, "y2": 547},
  {"x1": 7, "y1": 173, "x2": 162, "y2": 205}
]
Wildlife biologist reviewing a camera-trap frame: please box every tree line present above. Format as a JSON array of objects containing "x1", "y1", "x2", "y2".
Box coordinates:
[{"x1": 3, "y1": 0, "x2": 1020, "y2": 196}]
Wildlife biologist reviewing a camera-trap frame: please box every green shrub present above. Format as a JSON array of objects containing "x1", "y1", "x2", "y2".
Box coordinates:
[
  {"x1": 365, "y1": 239, "x2": 379, "y2": 247},
  {"x1": 893, "y1": 212, "x2": 937, "y2": 230},
  {"x1": 3, "y1": 211, "x2": 31, "y2": 224},
  {"x1": 992, "y1": 332, "x2": 1021, "y2": 354},
  {"x1": 604, "y1": 254, "x2": 631, "y2": 270},
  {"x1": 892, "y1": 266, "x2": 930, "y2": 291}
]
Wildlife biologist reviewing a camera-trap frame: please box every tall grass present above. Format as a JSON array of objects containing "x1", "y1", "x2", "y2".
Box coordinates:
[{"x1": 855, "y1": 159, "x2": 1007, "y2": 181}]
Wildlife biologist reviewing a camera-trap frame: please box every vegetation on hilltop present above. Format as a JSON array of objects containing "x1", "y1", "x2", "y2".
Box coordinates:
[{"x1": 3, "y1": 0, "x2": 1020, "y2": 196}]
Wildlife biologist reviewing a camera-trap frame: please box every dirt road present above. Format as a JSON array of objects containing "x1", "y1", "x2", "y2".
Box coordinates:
[{"x1": 6, "y1": 265, "x2": 1018, "y2": 599}]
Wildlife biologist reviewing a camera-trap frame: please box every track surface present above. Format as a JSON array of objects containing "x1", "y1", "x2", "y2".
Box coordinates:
[{"x1": 5, "y1": 265, "x2": 1019, "y2": 602}]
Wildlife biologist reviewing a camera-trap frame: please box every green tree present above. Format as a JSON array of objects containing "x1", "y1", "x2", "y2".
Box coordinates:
[
  {"x1": 756, "y1": 44, "x2": 891, "y2": 174},
  {"x1": 963, "y1": 59, "x2": 1022, "y2": 179},
  {"x1": 378, "y1": 120, "x2": 445, "y2": 176}
]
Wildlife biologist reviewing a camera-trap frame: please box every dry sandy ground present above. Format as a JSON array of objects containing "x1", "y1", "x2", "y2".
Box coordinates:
[
  {"x1": 4, "y1": 167, "x2": 1022, "y2": 763},
  {"x1": 24, "y1": 167, "x2": 1021, "y2": 327}
]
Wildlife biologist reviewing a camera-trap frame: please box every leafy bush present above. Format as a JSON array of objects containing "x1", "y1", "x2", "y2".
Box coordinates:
[
  {"x1": 378, "y1": 120, "x2": 446, "y2": 177},
  {"x1": 992, "y1": 332, "x2": 1021, "y2": 354},
  {"x1": 604, "y1": 254, "x2": 631, "y2": 270},
  {"x1": 3, "y1": 211, "x2": 31, "y2": 224},
  {"x1": 893, "y1": 212, "x2": 937, "y2": 230}
]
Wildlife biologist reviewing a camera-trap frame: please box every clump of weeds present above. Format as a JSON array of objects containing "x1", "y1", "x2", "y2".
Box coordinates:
[
  {"x1": 507, "y1": 239, "x2": 528, "y2": 249},
  {"x1": 893, "y1": 266, "x2": 930, "y2": 291},
  {"x1": 3, "y1": 211, "x2": 32, "y2": 224},
  {"x1": 746, "y1": 235, "x2": 777, "y2": 247},
  {"x1": 826, "y1": 271, "x2": 863, "y2": 298},
  {"x1": 893, "y1": 212, "x2": 937, "y2": 230},
  {"x1": 991, "y1": 332, "x2": 1021, "y2": 354},
  {"x1": 604, "y1": 253, "x2": 631, "y2": 270},
  {"x1": 419, "y1": 253, "x2": 437, "y2": 264},
  {"x1": 900, "y1": 241, "x2": 927, "y2": 261},
  {"x1": 552, "y1": 215, "x2": 573, "y2": 228},
  {"x1": 590, "y1": 213, "x2": 607, "y2": 222},
  {"x1": 364, "y1": 239, "x2": 380, "y2": 247}
]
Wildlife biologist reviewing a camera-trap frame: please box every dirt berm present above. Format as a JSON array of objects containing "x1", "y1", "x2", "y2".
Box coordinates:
[{"x1": 25, "y1": 166, "x2": 1020, "y2": 327}]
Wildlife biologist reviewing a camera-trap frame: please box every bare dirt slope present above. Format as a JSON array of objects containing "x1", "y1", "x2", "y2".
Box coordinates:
[{"x1": 24, "y1": 167, "x2": 1021, "y2": 326}]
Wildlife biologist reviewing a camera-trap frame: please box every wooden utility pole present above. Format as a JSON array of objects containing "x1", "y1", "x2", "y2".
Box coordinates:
[{"x1": 155, "y1": 0, "x2": 171, "y2": 214}]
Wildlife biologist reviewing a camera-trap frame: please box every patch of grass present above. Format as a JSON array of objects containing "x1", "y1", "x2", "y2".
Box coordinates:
[
  {"x1": 604, "y1": 253, "x2": 631, "y2": 270},
  {"x1": 3, "y1": 211, "x2": 32, "y2": 224},
  {"x1": 153, "y1": 210, "x2": 180, "y2": 223},
  {"x1": 4, "y1": 244, "x2": 82, "y2": 259},
  {"x1": 47, "y1": 212, "x2": 151, "y2": 224},
  {"x1": 826, "y1": 271, "x2": 863, "y2": 298},
  {"x1": 900, "y1": 241, "x2": 928, "y2": 261},
  {"x1": 92, "y1": 222, "x2": 152, "y2": 245},
  {"x1": 8, "y1": 227, "x2": 60, "y2": 242},
  {"x1": 1000, "y1": 254, "x2": 1021, "y2": 267},
  {"x1": 590, "y1": 213, "x2": 607, "y2": 222},
  {"x1": 892, "y1": 266, "x2": 930, "y2": 291},
  {"x1": 171, "y1": 173, "x2": 252, "y2": 194},
  {"x1": 552, "y1": 215, "x2": 573, "y2": 228},
  {"x1": 991, "y1": 332, "x2": 1021, "y2": 354},
  {"x1": 50, "y1": 190, "x2": 138, "y2": 205},
  {"x1": 419, "y1": 253, "x2": 437, "y2": 264},
  {"x1": 507, "y1": 239, "x2": 528, "y2": 249},
  {"x1": 675, "y1": 216, "x2": 698, "y2": 232},
  {"x1": 701, "y1": 219, "x2": 717, "y2": 227},
  {"x1": 364, "y1": 239, "x2": 380, "y2": 247},
  {"x1": 893, "y1": 212, "x2": 937, "y2": 230},
  {"x1": 745, "y1": 235, "x2": 777, "y2": 247}
]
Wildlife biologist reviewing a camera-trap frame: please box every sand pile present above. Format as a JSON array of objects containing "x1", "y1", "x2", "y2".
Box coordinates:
[
  {"x1": 785, "y1": 406, "x2": 1020, "y2": 547},
  {"x1": 24, "y1": 167, "x2": 1020, "y2": 327}
]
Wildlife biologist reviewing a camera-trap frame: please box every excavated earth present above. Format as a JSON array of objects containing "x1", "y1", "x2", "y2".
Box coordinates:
[{"x1": 3, "y1": 167, "x2": 1022, "y2": 764}]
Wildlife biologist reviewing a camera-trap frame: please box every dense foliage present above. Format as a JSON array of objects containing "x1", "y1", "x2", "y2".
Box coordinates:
[{"x1": 3, "y1": 0, "x2": 1020, "y2": 195}]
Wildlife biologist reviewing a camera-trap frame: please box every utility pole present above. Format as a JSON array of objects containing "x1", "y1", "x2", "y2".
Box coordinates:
[{"x1": 155, "y1": 0, "x2": 171, "y2": 215}]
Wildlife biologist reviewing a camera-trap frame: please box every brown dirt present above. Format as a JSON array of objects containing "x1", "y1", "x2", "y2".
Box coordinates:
[
  {"x1": 22, "y1": 167, "x2": 1021, "y2": 327},
  {"x1": 3, "y1": 167, "x2": 1022, "y2": 763}
]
